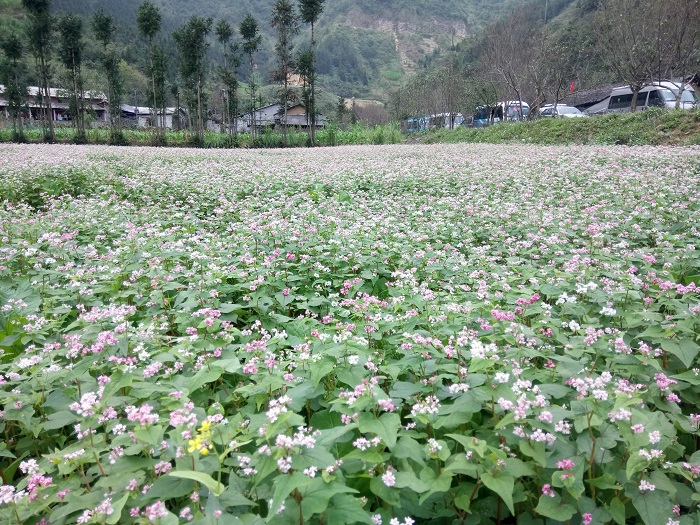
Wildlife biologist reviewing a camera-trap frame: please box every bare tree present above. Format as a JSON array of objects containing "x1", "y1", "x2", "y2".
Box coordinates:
[
  {"x1": 594, "y1": 0, "x2": 660, "y2": 111},
  {"x1": 651, "y1": 0, "x2": 700, "y2": 107},
  {"x1": 481, "y1": 12, "x2": 533, "y2": 119}
]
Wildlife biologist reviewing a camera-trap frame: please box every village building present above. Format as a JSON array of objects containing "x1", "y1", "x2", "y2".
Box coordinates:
[
  {"x1": 120, "y1": 105, "x2": 187, "y2": 130},
  {"x1": 236, "y1": 103, "x2": 326, "y2": 134},
  {"x1": 0, "y1": 85, "x2": 109, "y2": 123}
]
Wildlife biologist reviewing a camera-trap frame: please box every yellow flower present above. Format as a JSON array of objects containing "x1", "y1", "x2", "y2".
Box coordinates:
[{"x1": 188, "y1": 436, "x2": 201, "y2": 454}]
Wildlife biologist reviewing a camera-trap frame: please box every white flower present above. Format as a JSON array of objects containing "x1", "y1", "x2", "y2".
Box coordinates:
[
  {"x1": 382, "y1": 470, "x2": 396, "y2": 487},
  {"x1": 600, "y1": 306, "x2": 617, "y2": 316},
  {"x1": 494, "y1": 372, "x2": 510, "y2": 384},
  {"x1": 638, "y1": 480, "x2": 656, "y2": 492}
]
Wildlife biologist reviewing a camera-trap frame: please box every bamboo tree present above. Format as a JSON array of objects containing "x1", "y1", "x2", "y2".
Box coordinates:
[
  {"x1": 298, "y1": 0, "x2": 324, "y2": 145},
  {"x1": 136, "y1": 1, "x2": 163, "y2": 136},
  {"x1": 151, "y1": 44, "x2": 168, "y2": 137},
  {"x1": 58, "y1": 14, "x2": 86, "y2": 141},
  {"x1": 173, "y1": 16, "x2": 213, "y2": 143},
  {"x1": 92, "y1": 9, "x2": 125, "y2": 143},
  {"x1": 215, "y1": 19, "x2": 241, "y2": 142},
  {"x1": 240, "y1": 14, "x2": 261, "y2": 142},
  {"x1": 1, "y1": 34, "x2": 28, "y2": 141},
  {"x1": 22, "y1": 0, "x2": 54, "y2": 141},
  {"x1": 271, "y1": 0, "x2": 299, "y2": 147},
  {"x1": 295, "y1": 47, "x2": 313, "y2": 135}
]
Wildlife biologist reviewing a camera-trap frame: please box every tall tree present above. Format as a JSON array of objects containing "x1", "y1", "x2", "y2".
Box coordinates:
[
  {"x1": 136, "y1": 1, "x2": 163, "y2": 135},
  {"x1": 298, "y1": 0, "x2": 324, "y2": 145},
  {"x1": 58, "y1": 14, "x2": 86, "y2": 140},
  {"x1": 295, "y1": 47, "x2": 314, "y2": 134},
  {"x1": 150, "y1": 45, "x2": 168, "y2": 134},
  {"x1": 174, "y1": 16, "x2": 213, "y2": 142},
  {"x1": 22, "y1": 0, "x2": 54, "y2": 141},
  {"x1": 1, "y1": 34, "x2": 28, "y2": 140},
  {"x1": 240, "y1": 14, "x2": 261, "y2": 142},
  {"x1": 215, "y1": 19, "x2": 241, "y2": 141},
  {"x1": 92, "y1": 9, "x2": 124, "y2": 142},
  {"x1": 271, "y1": 0, "x2": 299, "y2": 147}
]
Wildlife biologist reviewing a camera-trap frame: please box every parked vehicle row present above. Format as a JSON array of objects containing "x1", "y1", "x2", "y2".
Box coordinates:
[
  {"x1": 585, "y1": 81, "x2": 699, "y2": 115},
  {"x1": 405, "y1": 80, "x2": 698, "y2": 130}
]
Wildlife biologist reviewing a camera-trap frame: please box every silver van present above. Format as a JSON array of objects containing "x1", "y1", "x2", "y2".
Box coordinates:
[{"x1": 585, "y1": 81, "x2": 699, "y2": 114}]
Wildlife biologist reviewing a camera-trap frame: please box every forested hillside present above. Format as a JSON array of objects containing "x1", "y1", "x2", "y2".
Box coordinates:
[{"x1": 41, "y1": 0, "x2": 526, "y2": 100}]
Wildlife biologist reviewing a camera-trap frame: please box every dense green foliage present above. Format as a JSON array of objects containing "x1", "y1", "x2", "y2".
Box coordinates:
[{"x1": 1, "y1": 143, "x2": 700, "y2": 524}]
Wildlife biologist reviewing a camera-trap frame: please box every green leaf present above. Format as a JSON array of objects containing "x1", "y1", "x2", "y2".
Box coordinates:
[
  {"x1": 219, "y1": 485, "x2": 256, "y2": 508},
  {"x1": 447, "y1": 433, "x2": 487, "y2": 457},
  {"x1": 587, "y1": 473, "x2": 622, "y2": 490},
  {"x1": 480, "y1": 472, "x2": 515, "y2": 514},
  {"x1": 535, "y1": 494, "x2": 576, "y2": 521},
  {"x1": 504, "y1": 458, "x2": 536, "y2": 478},
  {"x1": 301, "y1": 480, "x2": 358, "y2": 517},
  {"x1": 519, "y1": 440, "x2": 546, "y2": 468},
  {"x1": 43, "y1": 410, "x2": 78, "y2": 430},
  {"x1": 660, "y1": 339, "x2": 699, "y2": 368},
  {"x1": 188, "y1": 366, "x2": 224, "y2": 392},
  {"x1": 168, "y1": 470, "x2": 225, "y2": 497},
  {"x1": 608, "y1": 497, "x2": 626, "y2": 525},
  {"x1": 389, "y1": 381, "x2": 424, "y2": 399},
  {"x1": 629, "y1": 485, "x2": 673, "y2": 525},
  {"x1": 358, "y1": 412, "x2": 401, "y2": 449},
  {"x1": 394, "y1": 470, "x2": 431, "y2": 493},
  {"x1": 323, "y1": 494, "x2": 373, "y2": 524},
  {"x1": 626, "y1": 451, "x2": 648, "y2": 480},
  {"x1": 394, "y1": 436, "x2": 426, "y2": 465},
  {"x1": 315, "y1": 423, "x2": 357, "y2": 447},
  {"x1": 310, "y1": 358, "x2": 336, "y2": 387},
  {"x1": 106, "y1": 494, "x2": 129, "y2": 525},
  {"x1": 0, "y1": 333, "x2": 20, "y2": 347},
  {"x1": 369, "y1": 476, "x2": 401, "y2": 506},
  {"x1": 132, "y1": 425, "x2": 164, "y2": 446},
  {"x1": 147, "y1": 476, "x2": 196, "y2": 500},
  {"x1": 213, "y1": 359, "x2": 242, "y2": 373},
  {"x1": 269, "y1": 472, "x2": 313, "y2": 521},
  {"x1": 418, "y1": 470, "x2": 454, "y2": 505}
]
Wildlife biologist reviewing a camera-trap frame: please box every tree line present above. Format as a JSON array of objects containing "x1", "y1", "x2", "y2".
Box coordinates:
[
  {"x1": 389, "y1": 0, "x2": 700, "y2": 123},
  {"x1": 0, "y1": 0, "x2": 327, "y2": 145}
]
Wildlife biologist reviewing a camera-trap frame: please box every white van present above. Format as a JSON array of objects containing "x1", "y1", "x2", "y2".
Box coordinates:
[{"x1": 586, "y1": 81, "x2": 699, "y2": 114}]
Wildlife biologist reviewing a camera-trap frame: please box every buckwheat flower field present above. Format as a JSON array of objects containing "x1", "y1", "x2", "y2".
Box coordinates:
[{"x1": 1, "y1": 142, "x2": 700, "y2": 525}]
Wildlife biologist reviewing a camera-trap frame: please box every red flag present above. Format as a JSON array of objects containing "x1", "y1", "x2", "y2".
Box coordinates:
[{"x1": 569, "y1": 81, "x2": 575, "y2": 94}]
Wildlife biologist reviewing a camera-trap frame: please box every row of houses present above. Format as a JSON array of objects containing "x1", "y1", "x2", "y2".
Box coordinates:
[
  {"x1": 0, "y1": 85, "x2": 326, "y2": 133},
  {"x1": 0, "y1": 85, "x2": 110, "y2": 122}
]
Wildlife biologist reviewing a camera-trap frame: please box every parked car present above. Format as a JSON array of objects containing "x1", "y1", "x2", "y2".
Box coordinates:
[
  {"x1": 585, "y1": 81, "x2": 699, "y2": 115},
  {"x1": 539, "y1": 104, "x2": 587, "y2": 118}
]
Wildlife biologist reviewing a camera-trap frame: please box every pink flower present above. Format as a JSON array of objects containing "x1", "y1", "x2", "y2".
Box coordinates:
[{"x1": 556, "y1": 459, "x2": 575, "y2": 470}]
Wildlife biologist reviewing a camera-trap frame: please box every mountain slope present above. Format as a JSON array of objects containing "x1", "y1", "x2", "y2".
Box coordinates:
[{"x1": 47, "y1": 0, "x2": 524, "y2": 100}]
